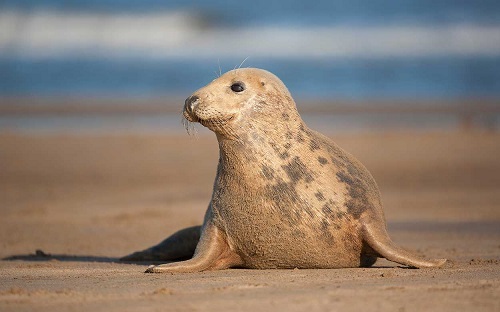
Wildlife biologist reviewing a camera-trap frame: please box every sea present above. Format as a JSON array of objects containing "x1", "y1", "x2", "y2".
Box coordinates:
[
  {"x1": 1, "y1": 0, "x2": 500, "y2": 98},
  {"x1": 0, "y1": 0, "x2": 499, "y2": 132}
]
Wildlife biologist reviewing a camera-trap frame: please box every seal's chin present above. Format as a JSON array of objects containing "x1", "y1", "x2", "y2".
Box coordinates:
[{"x1": 198, "y1": 115, "x2": 234, "y2": 128}]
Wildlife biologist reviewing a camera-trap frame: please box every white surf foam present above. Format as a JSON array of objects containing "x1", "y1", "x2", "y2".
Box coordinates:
[{"x1": 1, "y1": 10, "x2": 500, "y2": 59}]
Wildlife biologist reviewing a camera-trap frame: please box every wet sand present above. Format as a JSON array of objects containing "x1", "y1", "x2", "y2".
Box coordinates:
[{"x1": 0, "y1": 130, "x2": 499, "y2": 311}]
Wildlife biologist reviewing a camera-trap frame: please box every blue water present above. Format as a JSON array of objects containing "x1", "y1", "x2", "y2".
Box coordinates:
[
  {"x1": 3, "y1": 0, "x2": 500, "y2": 25},
  {"x1": 2, "y1": 57, "x2": 500, "y2": 99},
  {"x1": 1, "y1": 0, "x2": 500, "y2": 100}
]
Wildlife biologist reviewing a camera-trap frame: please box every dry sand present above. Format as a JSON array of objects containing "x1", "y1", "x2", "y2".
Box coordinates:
[{"x1": 0, "y1": 130, "x2": 499, "y2": 311}]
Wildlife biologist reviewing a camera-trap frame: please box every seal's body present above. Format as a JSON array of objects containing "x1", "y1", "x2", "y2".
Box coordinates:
[{"x1": 122, "y1": 68, "x2": 446, "y2": 272}]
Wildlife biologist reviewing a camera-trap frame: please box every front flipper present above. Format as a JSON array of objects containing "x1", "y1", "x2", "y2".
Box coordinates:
[
  {"x1": 145, "y1": 221, "x2": 243, "y2": 273},
  {"x1": 362, "y1": 218, "x2": 447, "y2": 268},
  {"x1": 120, "y1": 226, "x2": 201, "y2": 262}
]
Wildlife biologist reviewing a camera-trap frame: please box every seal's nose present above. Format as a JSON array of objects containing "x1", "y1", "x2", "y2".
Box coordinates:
[{"x1": 184, "y1": 95, "x2": 199, "y2": 114}]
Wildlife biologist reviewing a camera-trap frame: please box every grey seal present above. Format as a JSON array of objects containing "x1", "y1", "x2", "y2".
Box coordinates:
[{"x1": 121, "y1": 68, "x2": 447, "y2": 272}]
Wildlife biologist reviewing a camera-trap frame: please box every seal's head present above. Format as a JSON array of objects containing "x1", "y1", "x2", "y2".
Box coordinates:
[{"x1": 183, "y1": 68, "x2": 301, "y2": 139}]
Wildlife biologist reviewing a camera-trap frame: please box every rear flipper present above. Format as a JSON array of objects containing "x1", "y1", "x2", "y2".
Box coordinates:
[
  {"x1": 362, "y1": 221, "x2": 447, "y2": 268},
  {"x1": 120, "y1": 225, "x2": 201, "y2": 262}
]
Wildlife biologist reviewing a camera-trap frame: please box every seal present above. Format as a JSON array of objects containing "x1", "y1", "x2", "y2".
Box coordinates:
[{"x1": 121, "y1": 68, "x2": 447, "y2": 272}]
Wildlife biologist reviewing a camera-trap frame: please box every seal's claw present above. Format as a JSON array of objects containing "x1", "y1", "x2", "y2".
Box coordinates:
[{"x1": 434, "y1": 259, "x2": 448, "y2": 268}]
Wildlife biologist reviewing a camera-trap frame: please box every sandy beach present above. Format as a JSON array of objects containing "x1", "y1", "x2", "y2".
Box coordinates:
[{"x1": 1, "y1": 129, "x2": 499, "y2": 311}]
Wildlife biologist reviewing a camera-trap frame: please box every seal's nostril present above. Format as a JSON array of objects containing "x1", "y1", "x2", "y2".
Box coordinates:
[{"x1": 185, "y1": 95, "x2": 199, "y2": 113}]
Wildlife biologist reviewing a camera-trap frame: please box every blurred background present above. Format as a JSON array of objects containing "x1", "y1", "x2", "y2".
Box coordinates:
[
  {"x1": 0, "y1": 0, "x2": 499, "y2": 132},
  {"x1": 1, "y1": 1, "x2": 500, "y2": 283}
]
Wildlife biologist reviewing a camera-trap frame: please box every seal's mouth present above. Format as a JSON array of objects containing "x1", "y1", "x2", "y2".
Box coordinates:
[
  {"x1": 198, "y1": 115, "x2": 235, "y2": 127},
  {"x1": 183, "y1": 109, "x2": 199, "y2": 123},
  {"x1": 183, "y1": 109, "x2": 235, "y2": 127}
]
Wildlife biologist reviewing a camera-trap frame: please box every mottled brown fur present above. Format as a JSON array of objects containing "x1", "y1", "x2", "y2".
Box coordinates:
[{"x1": 121, "y1": 68, "x2": 446, "y2": 272}]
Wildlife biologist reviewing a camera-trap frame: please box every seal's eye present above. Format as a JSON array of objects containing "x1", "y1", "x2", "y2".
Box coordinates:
[{"x1": 230, "y1": 82, "x2": 245, "y2": 93}]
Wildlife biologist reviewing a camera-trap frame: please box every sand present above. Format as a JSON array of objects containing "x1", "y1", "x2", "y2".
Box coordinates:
[{"x1": 1, "y1": 130, "x2": 499, "y2": 311}]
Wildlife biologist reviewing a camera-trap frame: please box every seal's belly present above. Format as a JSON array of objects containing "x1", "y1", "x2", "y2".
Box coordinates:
[
  {"x1": 210, "y1": 156, "x2": 370, "y2": 269},
  {"x1": 221, "y1": 213, "x2": 364, "y2": 269}
]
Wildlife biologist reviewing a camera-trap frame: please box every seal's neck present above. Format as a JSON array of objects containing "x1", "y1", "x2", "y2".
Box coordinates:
[{"x1": 215, "y1": 120, "x2": 313, "y2": 181}]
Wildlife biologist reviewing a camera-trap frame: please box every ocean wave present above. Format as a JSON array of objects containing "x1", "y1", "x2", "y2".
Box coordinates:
[{"x1": 1, "y1": 10, "x2": 500, "y2": 59}]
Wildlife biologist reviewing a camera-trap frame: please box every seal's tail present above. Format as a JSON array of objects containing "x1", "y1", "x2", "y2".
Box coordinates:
[
  {"x1": 362, "y1": 221, "x2": 447, "y2": 268},
  {"x1": 120, "y1": 226, "x2": 201, "y2": 262}
]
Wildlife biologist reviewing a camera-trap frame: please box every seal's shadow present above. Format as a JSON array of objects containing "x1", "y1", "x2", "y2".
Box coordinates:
[
  {"x1": 3, "y1": 250, "x2": 408, "y2": 269},
  {"x1": 2, "y1": 249, "x2": 162, "y2": 265}
]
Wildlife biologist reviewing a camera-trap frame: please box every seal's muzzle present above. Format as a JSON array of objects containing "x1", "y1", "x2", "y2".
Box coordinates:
[
  {"x1": 184, "y1": 95, "x2": 199, "y2": 115},
  {"x1": 183, "y1": 95, "x2": 201, "y2": 123}
]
